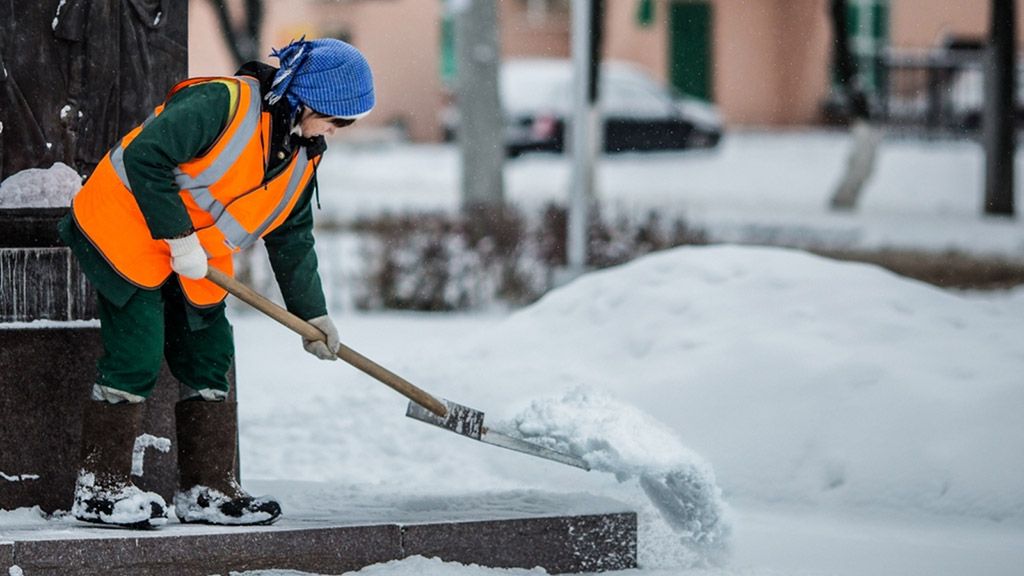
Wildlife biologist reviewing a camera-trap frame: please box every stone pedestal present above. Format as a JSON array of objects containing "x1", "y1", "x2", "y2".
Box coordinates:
[
  {"x1": 0, "y1": 209, "x2": 233, "y2": 513},
  {"x1": 0, "y1": 327, "x2": 190, "y2": 513},
  {"x1": 0, "y1": 511, "x2": 638, "y2": 575}
]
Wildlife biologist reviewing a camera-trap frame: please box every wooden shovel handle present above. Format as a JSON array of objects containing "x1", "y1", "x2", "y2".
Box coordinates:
[{"x1": 206, "y1": 267, "x2": 449, "y2": 418}]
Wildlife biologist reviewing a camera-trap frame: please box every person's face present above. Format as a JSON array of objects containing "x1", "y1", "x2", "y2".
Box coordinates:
[{"x1": 298, "y1": 108, "x2": 355, "y2": 138}]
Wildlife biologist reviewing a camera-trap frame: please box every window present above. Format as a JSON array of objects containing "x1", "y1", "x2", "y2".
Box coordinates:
[{"x1": 602, "y1": 80, "x2": 673, "y2": 118}]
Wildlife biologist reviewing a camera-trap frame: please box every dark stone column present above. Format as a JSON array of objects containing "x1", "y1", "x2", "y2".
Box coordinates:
[
  {"x1": 403, "y1": 513, "x2": 638, "y2": 573},
  {"x1": 0, "y1": 327, "x2": 189, "y2": 512},
  {"x1": 1, "y1": 1, "x2": 188, "y2": 180},
  {"x1": 0, "y1": 2, "x2": 195, "y2": 514}
]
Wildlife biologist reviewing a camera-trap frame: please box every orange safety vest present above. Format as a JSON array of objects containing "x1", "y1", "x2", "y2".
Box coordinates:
[{"x1": 72, "y1": 75, "x2": 320, "y2": 307}]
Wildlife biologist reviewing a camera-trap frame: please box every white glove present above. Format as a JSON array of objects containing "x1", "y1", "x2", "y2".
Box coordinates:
[
  {"x1": 165, "y1": 233, "x2": 208, "y2": 280},
  {"x1": 303, "y1": 315, "x2": 340, "y2": 361}
]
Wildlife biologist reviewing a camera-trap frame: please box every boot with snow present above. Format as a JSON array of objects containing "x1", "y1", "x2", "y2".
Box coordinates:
[
  {"x1": 72, "y1": 400, "x2": 168, "y2": 529},
  {"x1": 174, "y1": 399, "x2": 281, "y2": 525}
]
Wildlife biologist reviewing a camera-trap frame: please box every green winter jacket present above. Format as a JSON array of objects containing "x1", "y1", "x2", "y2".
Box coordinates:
[{"x1": 59, "y1": 63, "x2": 328, "y2": 322}]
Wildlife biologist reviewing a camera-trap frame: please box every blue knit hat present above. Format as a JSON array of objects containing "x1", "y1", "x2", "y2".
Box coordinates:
[{"x1": 267, "y1": 37, "x2": 375, "y2": 119}]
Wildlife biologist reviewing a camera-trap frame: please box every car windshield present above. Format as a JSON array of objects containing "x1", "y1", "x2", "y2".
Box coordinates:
[
  {"x1": 500, "y1": 59, "x2": 679, "y2": 118},
  {"x1": 501, "y1": 60, "x2": 572, "y2": 116}
]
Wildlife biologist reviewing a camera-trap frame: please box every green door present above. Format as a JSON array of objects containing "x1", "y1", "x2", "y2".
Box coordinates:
[
  {"x1": 669, "y1": 1, "x2": 713, "y2": 102},
  {"x1": 845, "y1": 0, "x2": 889, "y2": 93}
]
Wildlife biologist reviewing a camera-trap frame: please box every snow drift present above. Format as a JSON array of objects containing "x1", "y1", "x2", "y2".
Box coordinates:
[
  {"x1": 444, "y1": 245, "x2": 1024, "y2": 522},
  {"x1": 231, "y1": 244, "x2": 1022, "y2": 571}
]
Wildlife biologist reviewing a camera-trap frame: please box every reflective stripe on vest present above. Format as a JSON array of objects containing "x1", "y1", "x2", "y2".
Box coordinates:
[
  {"x1": 109, "y1": 111, "x2": 158, "y2": 189},
  {"x1": 105, "y1": 76, "x2": 307, "y2": 250},
  {"x1": 199, "y1": 146, "x2": 310, "y2": 251}
]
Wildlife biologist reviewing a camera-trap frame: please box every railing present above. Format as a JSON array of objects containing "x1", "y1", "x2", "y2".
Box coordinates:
[{"x1": 873, "y1": 49, "x2": 992, "y2": 137}]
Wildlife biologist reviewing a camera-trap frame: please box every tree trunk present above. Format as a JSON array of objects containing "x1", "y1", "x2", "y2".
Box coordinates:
[{"x1": 207, "y1": 0, "x2": 264, "y2": 68}]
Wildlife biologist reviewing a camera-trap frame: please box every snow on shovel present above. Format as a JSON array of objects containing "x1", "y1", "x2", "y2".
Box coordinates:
[{"x1": 206, "y1": 268, "x2": 590, "y2": 471}]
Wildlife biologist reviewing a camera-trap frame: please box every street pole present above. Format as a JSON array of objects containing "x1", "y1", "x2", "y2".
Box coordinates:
[
  {"x1": 455, "y1": 0, "x2": 505, "y2": 212},
  {"x1": 983, "y1": 0, "x2": 1016, "y2": 217},
  {"x1": 568, "y1": 0, "x2": 602, "y2": 276}
]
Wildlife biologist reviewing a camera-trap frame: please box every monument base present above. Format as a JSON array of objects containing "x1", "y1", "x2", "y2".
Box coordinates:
[
  {"x1": 0, "y1": 326, "x2": 234, "y2": 513},
  {"x1": 0, "y1": 508, "x2": 637, "y2": 575}
]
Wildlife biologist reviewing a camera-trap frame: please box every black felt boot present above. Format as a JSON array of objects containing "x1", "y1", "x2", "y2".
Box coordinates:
[
  {"x1": 72, "y1": 400, "x2": 168, "y2": 529},
  {"x1": 174, "y1": 399, "x2": 281, "y2": 525}
]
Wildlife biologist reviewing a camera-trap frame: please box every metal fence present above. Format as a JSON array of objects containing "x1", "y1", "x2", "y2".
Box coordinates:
[{"x1": 873, "y1": 49, "x2": 989, "y2": 138}]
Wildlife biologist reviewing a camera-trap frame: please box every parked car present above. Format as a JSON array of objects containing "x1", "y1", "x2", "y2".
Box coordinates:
[{"x1": 443, "y1": 58, "x2": 723, "y2": 157}]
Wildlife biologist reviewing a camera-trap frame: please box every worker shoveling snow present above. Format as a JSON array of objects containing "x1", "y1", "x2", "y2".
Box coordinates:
[{"x1": 498, "y1": 387, "x2": 731, "y2": 565}]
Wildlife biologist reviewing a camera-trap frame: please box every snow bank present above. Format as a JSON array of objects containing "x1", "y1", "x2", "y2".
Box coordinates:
[
  {"x1": 0, "y1": 162, "x2": 81, "y2": 208},
  {"x1": 447, "y1": 246, "x2": 1024, "y2": 522},
  {"x1": 314, "y1": 134, "x2": 1024, "y2": 257},
  {"x1": 230, "y1": 244, "x2": 1022, "y2": 572}
]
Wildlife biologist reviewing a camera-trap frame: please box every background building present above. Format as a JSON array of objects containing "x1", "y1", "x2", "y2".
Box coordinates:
[{"x1": 189, "y1": 0, "x2": 1013, "y2": 141}]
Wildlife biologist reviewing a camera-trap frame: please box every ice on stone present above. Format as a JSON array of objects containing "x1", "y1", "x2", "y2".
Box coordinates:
[
  {"x1": 52, "y1": 0, "x2": 67, "y2": 30},
  {"x1": 131, "y1": 434, "x2": 172, "y2": 477},
  {"x1": 0, "y1": 162, "x2": 82, "y2": 208},
  {"x1": 0, "y1": 471, "x2": 40, "y2": 482}
]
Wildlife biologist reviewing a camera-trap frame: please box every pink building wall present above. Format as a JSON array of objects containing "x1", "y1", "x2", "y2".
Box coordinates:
[
  {"x1": 190, "y1": 1, "x2": 1004, "y2": 139},
  {"x1": 189, "y1": 0, "x2": 444, "y2": 142},
  {"x1": 890, "y1": 1, "x2": 1024, "y2": 49}
]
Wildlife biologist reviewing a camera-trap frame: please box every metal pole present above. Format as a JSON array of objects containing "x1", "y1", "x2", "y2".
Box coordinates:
[
  {"x1": 455, "y1": 0, "x2": 505, "y2": 212},
  {"x1": 568, "y1": 0, "x2": 600, "y2": 276},
  {"x1": 983, "y1": 0, "x2": 1016, "y2": 216}
]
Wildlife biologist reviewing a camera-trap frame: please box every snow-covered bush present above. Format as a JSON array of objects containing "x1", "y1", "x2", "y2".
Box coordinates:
[{"x1": 353, "y1": 204, "x2": 708, "y2": 311}]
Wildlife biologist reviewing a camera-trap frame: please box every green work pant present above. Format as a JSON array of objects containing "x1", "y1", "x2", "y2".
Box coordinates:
[{"x1": 95, "y1": 279, "x2": 233, "y2": 399}]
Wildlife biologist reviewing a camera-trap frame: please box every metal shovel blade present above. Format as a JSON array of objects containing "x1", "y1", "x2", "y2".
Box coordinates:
[{"x1": 406, "y1": 399, "x2": 591, "y2": 471}]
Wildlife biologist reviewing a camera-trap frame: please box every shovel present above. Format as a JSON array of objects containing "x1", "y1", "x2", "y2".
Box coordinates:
[{"x1": 206, "y1": 268, "x2": 590, "y2": 471}]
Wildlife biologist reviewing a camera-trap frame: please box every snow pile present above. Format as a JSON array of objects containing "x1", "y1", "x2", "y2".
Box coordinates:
[
  {"x1": 505, "y1": 389, "x2": 729, "y2": 552},
  {"x1": 0, "y1": 506, "x2": 48, "y2": 526},
  {"x1": 235, "y1": 557, "x2": 546, "y2": 576},
  {"x1": 0, "y1": 162, "x2": 81, "y2": 208},
  {"x1": 449, "y1": 245, "x2": 1024, "y2": 521},
  {"x1": 223, "y1": 244, "x2": 1023, "y2": 573},
  {"x1": 347, "y1": 556, "x2": 547, "y2": 575}
]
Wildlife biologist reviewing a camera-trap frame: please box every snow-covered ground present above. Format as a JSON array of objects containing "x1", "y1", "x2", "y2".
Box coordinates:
[
  {"x1": 218, "y1": 246, "x2": 1024, "y2": 576},
  {"x1": 315, "y1": 131, "x2": 1024, "y2": 258},
  {"x1": 3, "y1": 132, "x2": 1024, "y2": 575},
  {"x1": 244, "y1": 132, "x2": 1024, "y2": 574}
]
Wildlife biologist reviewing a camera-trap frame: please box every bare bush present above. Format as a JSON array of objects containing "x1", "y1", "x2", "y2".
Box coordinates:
[{"x1": 354, "y1": 204, "x2": 708, "y2": 311}]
